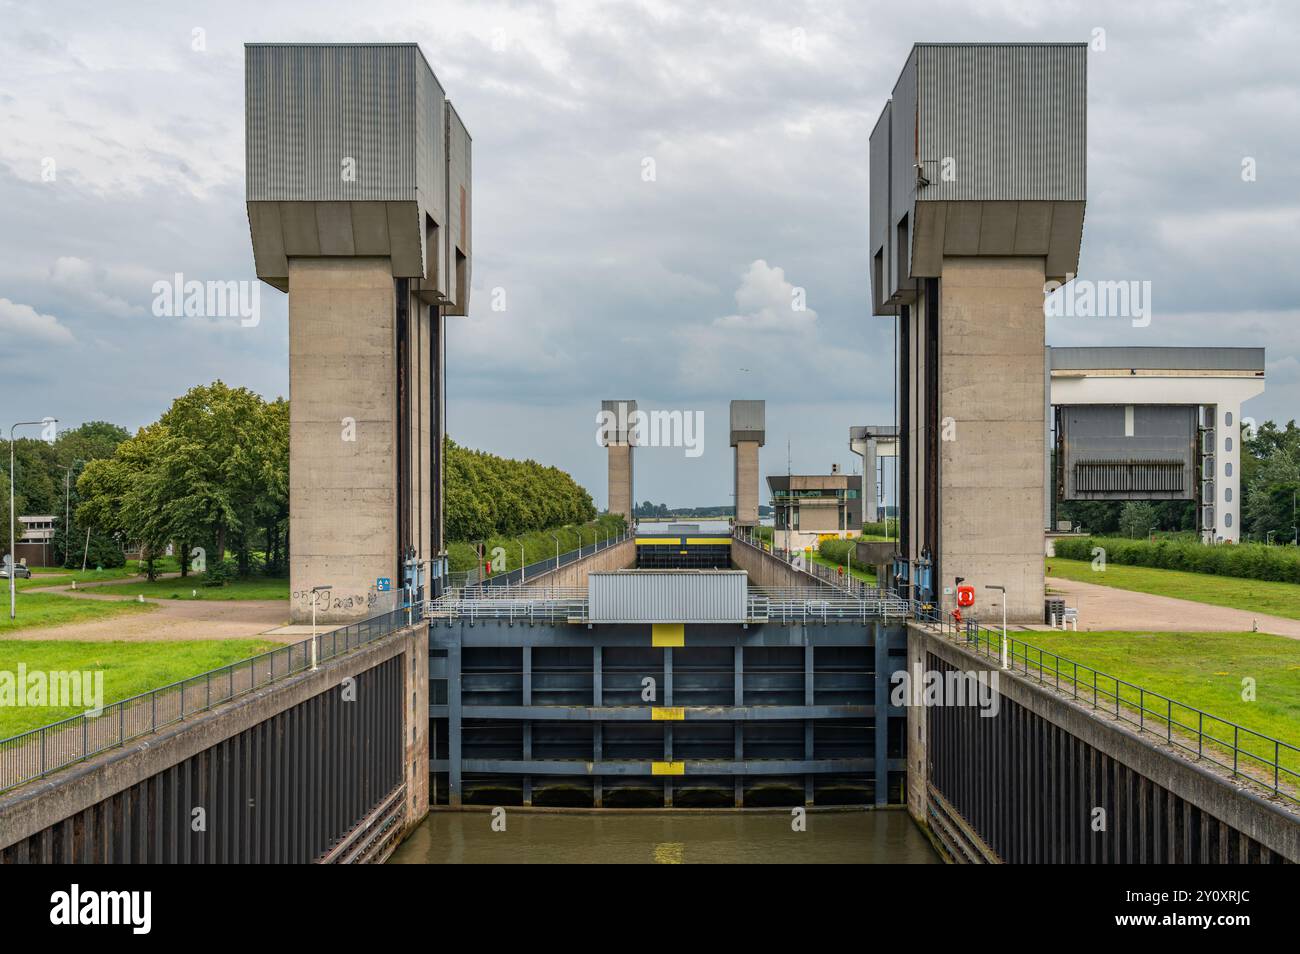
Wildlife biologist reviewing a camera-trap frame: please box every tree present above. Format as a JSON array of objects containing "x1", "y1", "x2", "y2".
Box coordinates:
[
  {"x1": 76, "y1": 382, "x2": 288, "y2": 582},
  {"x1": 1244, "y1": 420, "x2": 1300, "y2": 542},
  {"x1": 1118, "y1": 501, "x2": 1159, "y2": 539}
]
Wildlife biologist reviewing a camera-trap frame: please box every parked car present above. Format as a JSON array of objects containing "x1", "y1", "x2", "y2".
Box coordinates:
[{"x1": 0, "y1": 564, "x2": 33, "y2": 579}]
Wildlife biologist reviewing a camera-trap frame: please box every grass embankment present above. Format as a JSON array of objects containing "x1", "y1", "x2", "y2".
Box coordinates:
[
  {"x1": 448, "y1": 515, "x2": 627, "y2": 575},
  {"x1": 1045, "y1": 557, "x2": 1300, "y2": 621},
  {"x1": 88, "y1": 577, "x2": 289, "y2": 601},
  {"x1": 1009, "y1": 629, "x2": 1300, "y2": 779},
  {"x1": 810, "y1": 552, "x2": 876, "y2": 585},
  {"x1": 0, "y1": 591, "x2": 155, "y2": 634},
  {"x1": 0, "y1": 638, "x2": 279, "y2": 738}
]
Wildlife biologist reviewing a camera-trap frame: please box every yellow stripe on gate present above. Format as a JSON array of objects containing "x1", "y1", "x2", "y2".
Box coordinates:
[
  {"x1": 652, "y1": 707, "x2": 685, "y2": 721},
  {"x1": 635, "y1": 537, "x2": 681, "y2": 545},
  {"x1": 684, "y1": 537, "x2": 731, "y2": 545},
  {"x1": 652, "y1": 761, "x2": 685, "y2": 776},
  {"x1": 651, "y1": 623, "x2": 685, "y2": 647}
]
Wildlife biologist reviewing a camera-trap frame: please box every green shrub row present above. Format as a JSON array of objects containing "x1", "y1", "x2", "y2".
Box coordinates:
[
  {"x1": 818, "y1": 539, "x2": 857, "y2": 566},
  {"x1": 1053, "y1": 536, "x2": 1300, "y2": 584}
]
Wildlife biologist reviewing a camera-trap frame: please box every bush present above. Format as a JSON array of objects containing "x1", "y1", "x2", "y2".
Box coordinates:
[
  {"x1": 202, "y1": 558, "x2": 237, "y2": 587},
  {"x1": 1053, "y1": 536, "x2": 1300, "y2": 584},
  {"x1": 818, "y1": 539, "x2": 857, "y2": 566}
]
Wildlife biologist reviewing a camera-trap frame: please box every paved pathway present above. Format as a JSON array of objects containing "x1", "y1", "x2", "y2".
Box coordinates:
[{"x1": 1040, "y1": 575, "x2": 1300, "y2": 639}]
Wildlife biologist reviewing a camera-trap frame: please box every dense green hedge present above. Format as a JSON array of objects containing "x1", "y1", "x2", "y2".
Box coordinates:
[
  {"x1": 448, "y1": 514, "x2": 626, "y2": 574},
  {"x1": 445, "y1": 438, "x2": 597, "y2": 541},
  {"x1": 818, "y1": 539, "x2": 857, "y2": 566},
  {"x1": 1053, "y1": 536, "x2": 1300, "y2": 584},
  {"x1": 861, "y1": 518, "x2": 899, "y2": 538}
]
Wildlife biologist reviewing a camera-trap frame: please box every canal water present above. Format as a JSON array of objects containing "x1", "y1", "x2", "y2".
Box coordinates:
[{"x1": 389, "y1": 809, "x2": 941, "y2": 864}]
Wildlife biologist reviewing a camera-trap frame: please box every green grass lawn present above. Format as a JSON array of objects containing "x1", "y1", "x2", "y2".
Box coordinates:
[
  {"x1": 1006, "y1": 629, "x2": 1300, "y2": 781},
  {"x1": 0, "y1": 638, "x2": 279, "y2": 737},
  {"x1": 810, "y1": 552, "x2": 877, "y2": 585},
  {"x1": 87, "y1": 577, "x2": 289, "y2": 601},
  {"x1": 1045, "y1": 557, "x2": 1300, "y2": 621},
  {"x1": 0, "y1": 591, "x2": 155, "y2": 634}
]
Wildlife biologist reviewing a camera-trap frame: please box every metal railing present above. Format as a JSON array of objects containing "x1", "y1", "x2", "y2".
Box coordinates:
[
  {"x1": 451, "y1": 531, "x2": 632, "y2": 589},
  {"x1": 915, "y1": 608, "x2": 1300, "y2": 806},
  {"x1": 731, "y1": 530, "x2": 877, "y2": 598},
  {"x1": 0, "y1": 606, "x2": 421, "y2": 795},
  {"x1": 427, "y1": 582, "x2": 911, "y2": 624}
]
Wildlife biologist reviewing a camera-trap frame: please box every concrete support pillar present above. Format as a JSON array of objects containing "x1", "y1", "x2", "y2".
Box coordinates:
[
  {"x1": 936, "y1": 257, "x2": 1047, "y2": 621},
  {"x1": 600, "y1": 400, "x2": 636, "y2": 526},
  {"x1": 730, "y1": 400, "x2": 765, "y2": 527},
  {"x1": 288, "y1": 258, "x2": 407, "y2": 624},
  {"x1": 733, "y1": 442, "x2": 760, "y2": 525}
]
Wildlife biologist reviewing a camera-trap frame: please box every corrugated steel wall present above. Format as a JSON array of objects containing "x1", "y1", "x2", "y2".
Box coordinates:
[
  {"x1": 888, "y1": 51, "x2": 917, "y2": 292},
  {"x1": 868, "y1": 100, "x2": 892, "y2": 312},
  {"x1": 915, "y1": 43, "x2": 1086, "y2": 202},
  {"x1": 1, "y1": 656, "x2": 405, "y2": 864},
  {"x1": 588, "y1": 571, "x2": 748, "y2": 623},
  {"x1": 246, "y1": 44, "x2": 440, "y2": 203},
  {"x1": 1050, "y1": 346, "x2": 1266, "y2": 373}
]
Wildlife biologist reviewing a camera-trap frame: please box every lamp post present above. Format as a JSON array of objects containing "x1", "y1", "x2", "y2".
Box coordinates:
[
  {"x1": 519, "y1": 542, "x2": 526, "y2": 583},
  {"x1": 550, "y1": 532, "x2": 561, "y2": 571},
  {"x1": 9, "y1": 419, "x2": 56, "y2": 620},
  {"x1": 310, "y1": 584, "x2": 331, "y2": 670},
  {"x1": 57, "y1": 458, "x2": 85, "y2": 568},
  {"x1": 1148, "y1": 527, "x2": 1158, "y2": 544},
  {"x1": 985, "y1": 584, "x2": 1007, "y2": 669}
]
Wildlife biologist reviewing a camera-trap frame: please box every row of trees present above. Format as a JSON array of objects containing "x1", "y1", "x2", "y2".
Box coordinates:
[
  {"x1": 77, "y1": 382, "x2": 289, "y2": 581},
  {"x1": 0, "y1": 421, "x2": 132, "y2": 569},
  {"x1": 445, "y1": 438, "x2": 596, "y2": 541},
  {"x1": 10, "y1": 382, "x2": 603, "y2": 581}
]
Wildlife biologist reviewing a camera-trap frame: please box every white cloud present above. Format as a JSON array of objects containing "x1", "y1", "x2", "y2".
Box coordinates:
[
  {"x1": 0, "y1": 298, "x2": 76, "y2": 345},
  {"x1": 714, "y1": 259, "x2": 817, "y2": 331}
]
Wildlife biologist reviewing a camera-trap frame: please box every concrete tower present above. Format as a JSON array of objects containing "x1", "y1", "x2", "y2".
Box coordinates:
[
  {"x1": 245, "y1": 43, "x2": 471, "y2": 622},
  {"x1": 730, "y1": 400, "x2": 765, "y2": 526},
  {"x1": 849, "y1": 425, "x2": 899, "y2": 524},
  {"x1": 600, "y1": 400, "x2": 636, "y2": 527},
  {"x1": 870, "y1": 43, "x2": 1086, "y2": 621}
]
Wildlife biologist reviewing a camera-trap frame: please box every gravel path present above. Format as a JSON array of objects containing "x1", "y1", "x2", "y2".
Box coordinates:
[
  {"x1": 1042, "y1": 575, "x2": 1300, "y2": 639},
  {"x1": 8, "y1": 578, "x2": 294, "y2": 643}
]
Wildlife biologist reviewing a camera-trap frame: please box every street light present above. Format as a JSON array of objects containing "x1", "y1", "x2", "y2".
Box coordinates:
[
  {"x1": 985, "y1": 584, "x2": 1008, "y2": 670},
  {"x1": 1148, "y1": 527, "x2": 1158, "y2": 544},
  {"x1": 550, "y1": 532, "x2": 561, "y2": 570},
  {"x1": 57, "y1": 458, "x2": 86, "y2": 567},
  {"x1": 9, "y1": 419, "x2": 56, "y2": 620},
  {"x1": 310, "y1": 584, "x2": 331, "y2": 670}
]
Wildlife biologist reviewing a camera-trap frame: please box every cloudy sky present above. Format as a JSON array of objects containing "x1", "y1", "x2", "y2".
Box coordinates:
[{"x1": 1, "y1": 0, "x2": 1297, "y2": 510}]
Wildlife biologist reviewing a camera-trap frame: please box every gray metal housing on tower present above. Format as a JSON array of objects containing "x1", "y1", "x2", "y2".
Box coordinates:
[
  {"x1": 245, "y1": 43, "x2": 471, "y2": 313},
  {"x1": 870, "y1": 42, "x2": 1088, "y2": 314}
]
